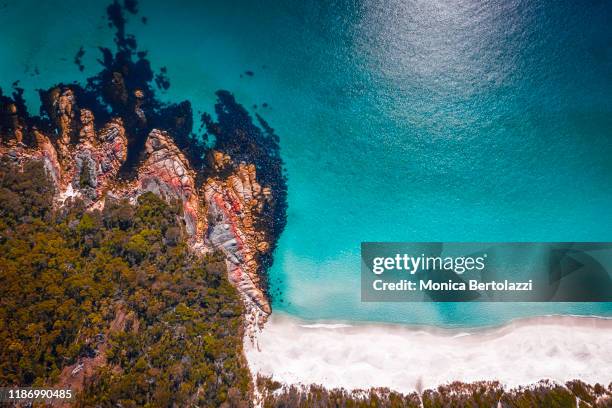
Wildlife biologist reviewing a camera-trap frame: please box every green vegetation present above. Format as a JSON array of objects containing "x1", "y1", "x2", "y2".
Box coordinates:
[
  {"x1": 1, "y1": 157, "x2": 611, "y2": 408},
  {"x1": 257, "y1": 377, "x2": 612, "y2": 407},
  {"x1": 0, "y1": 158, "x2": 251, "y2": 407}
]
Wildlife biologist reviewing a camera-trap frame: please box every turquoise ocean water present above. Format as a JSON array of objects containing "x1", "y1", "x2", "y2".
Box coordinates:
[{"x1": 2, "y1": 0, "x2": 611, "y2": 326}]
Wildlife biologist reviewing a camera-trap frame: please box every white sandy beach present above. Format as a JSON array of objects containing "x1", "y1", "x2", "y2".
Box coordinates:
[{"x1": 245, "y1": 314, "x2": 612, "y2": 393}]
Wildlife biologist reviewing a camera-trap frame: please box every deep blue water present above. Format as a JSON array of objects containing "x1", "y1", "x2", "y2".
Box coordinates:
[{"x1": 2, "y1": 0, "x2": 611, "y2": 326}]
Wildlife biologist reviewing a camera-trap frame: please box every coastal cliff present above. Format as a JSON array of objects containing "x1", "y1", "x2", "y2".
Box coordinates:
[{"x1": 0, "y1": 3, "x2": 285, "y2": 338}]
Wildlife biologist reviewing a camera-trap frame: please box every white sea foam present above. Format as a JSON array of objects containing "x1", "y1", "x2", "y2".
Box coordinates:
[{"x1": 245, "y1": 314, "x2": 612, "y2": 393}]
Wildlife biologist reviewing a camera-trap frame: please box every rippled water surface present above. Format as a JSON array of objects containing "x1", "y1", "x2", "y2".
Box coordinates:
[{"x1": 2, "y1": 0, "x2": 611, "y2": 325}]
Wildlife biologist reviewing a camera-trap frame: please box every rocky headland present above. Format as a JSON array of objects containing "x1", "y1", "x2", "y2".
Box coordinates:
[{"x1": 0, "y1": 0, "x2": 285, "y2": 341}]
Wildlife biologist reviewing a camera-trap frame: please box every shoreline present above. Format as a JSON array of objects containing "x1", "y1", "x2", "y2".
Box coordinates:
[
  {"x1": 245, "y1": 312, "x2": 612, "y2": 394},
  {"x1": 268, "y1": 310, "x2": 612, "y2": 333}
]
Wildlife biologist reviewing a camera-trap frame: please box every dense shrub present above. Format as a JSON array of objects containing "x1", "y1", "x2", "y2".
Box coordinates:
[{"x1": 0, "y1": 159, "x2": 251, "y2": 407}]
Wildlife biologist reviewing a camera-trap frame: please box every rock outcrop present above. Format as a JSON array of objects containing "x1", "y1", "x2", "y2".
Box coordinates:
[
  {"x1": 205, "y1": 163, "x2": 272, "y2": 329},
  {"x1": 0, "y1": 0, "x2": 285, "y2": 338},
  {"x1": 0, "y1": 86, "x2": 281, "y2": 330},
  {"x1": 127, "y1": 128, "x2": 204, "y2": 242}
]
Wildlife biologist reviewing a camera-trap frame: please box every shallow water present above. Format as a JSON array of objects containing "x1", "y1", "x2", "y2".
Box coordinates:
[{"x1": 2, "y1": 0, "x2": 611, "y2": 326}]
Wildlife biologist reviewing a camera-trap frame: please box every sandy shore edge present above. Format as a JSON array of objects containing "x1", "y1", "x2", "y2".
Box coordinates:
[{"x1": 245, "y1": 313, "x2": 612, "y2": 393}]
